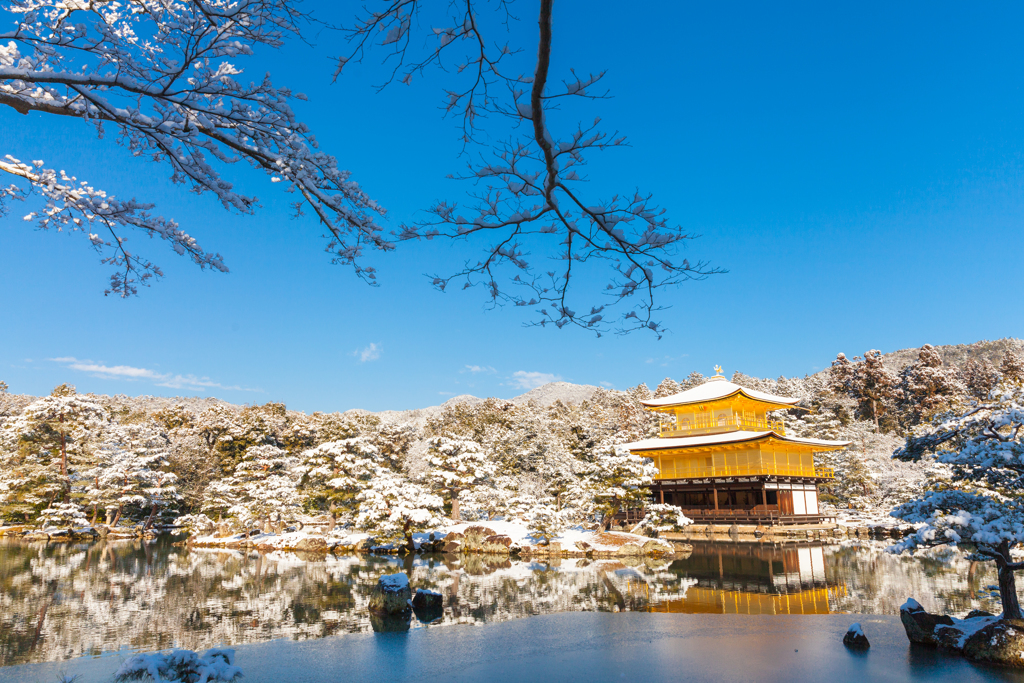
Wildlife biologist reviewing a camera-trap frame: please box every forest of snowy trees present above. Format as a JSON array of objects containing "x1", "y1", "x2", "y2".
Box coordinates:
[{"x1": 0, "y1": 339, "x2": 1021, "y2": 538}]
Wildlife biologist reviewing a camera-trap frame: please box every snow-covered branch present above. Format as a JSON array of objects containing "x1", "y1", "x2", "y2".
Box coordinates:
[{"x1": 1, "y1": 0, "x2": 387, "y2": 295}]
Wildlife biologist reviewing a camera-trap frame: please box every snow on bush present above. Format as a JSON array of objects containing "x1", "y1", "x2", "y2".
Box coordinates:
[
  {"x1": 355, "y1": 470, "x2": 444, "y2": 549},
  {"x1": 636, "y1": 504, "x2": 693, "y2": 537},
  {"x1": 113, "y1": 647, "x2": 241, "y2": 683},
  {"x1": 526, "y1": 503, "x2": 567, "y2": 544},
  {"x1": 38, "y1": 502, "x2": 88, "y2": 530}
]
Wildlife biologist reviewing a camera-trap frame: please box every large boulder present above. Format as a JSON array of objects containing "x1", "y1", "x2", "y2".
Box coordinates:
[
  {"x1": 963, "y1": 620, "x2": 1024, "y2": 667},
  {"x1": 461, "y1": 526, "x2": 497, "y2": 551},
  {"x1": 293, "y1": 537, "x2": 329, "y2": 553},
  {"x1": 480, "y1": 535, "x2": 513, "y2": 554},
  {"x1": 899, "y1": 598, "x2": 953, "y2": 646},
  {"x1": 369, "y1": 573, "x2": 412, "y2": 615}
]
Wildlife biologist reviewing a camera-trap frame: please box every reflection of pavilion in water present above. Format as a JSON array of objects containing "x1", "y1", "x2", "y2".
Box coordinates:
[{"x1": 648, "y1": 542, "x2": 846, "y2": 615}]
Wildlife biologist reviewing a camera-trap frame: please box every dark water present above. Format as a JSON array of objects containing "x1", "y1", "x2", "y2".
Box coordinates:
[{"x1": 0, "y1": 537, "x2": 1002, "y2": 668}]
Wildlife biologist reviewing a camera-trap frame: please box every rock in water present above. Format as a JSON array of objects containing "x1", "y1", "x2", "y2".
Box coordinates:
[
  {"x1": 412, "y1": 589, "x2": 443, "y2": 610},
  {"x1": 899, "y1": 598, "x2": 953, "y2": 646},
  {"x1": 843, "y1": 623, "x2": 870, "y2": 650},
  {"x1": 369, "y1": 573, "x2": 412, "y2": 615},
  {"x1": 963, "y1": 620, "x2": 1024, "y2": 668}
]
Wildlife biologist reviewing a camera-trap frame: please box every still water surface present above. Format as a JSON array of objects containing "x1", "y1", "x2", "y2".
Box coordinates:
[{"x1": 0, "y1": 537, "x2": 1003, "y2": 668}]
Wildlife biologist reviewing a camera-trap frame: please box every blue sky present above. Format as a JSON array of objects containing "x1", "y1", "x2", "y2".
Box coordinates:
[{"x1": 2, "y1": 0, "x2": 1023, "y2": 412}]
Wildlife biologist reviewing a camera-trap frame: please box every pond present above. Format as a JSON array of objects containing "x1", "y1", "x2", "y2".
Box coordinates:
[{"x1": 0, "y1": 537, "x2": 1004, "y2": 669}]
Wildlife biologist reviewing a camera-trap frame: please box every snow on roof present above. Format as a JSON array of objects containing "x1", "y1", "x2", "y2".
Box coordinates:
[
  {"x1": 641, "y1": 377, "x2": 801, "y2": 409},
  {"x1": 623, "y1": 430, "x2": 851, "y2": 451}
]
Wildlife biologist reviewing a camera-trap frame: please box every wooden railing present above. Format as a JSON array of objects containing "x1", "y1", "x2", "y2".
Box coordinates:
[
  {"x1": 657, "y1": 463, "x2": 834, "y2": 480},
  {"x1": 660, "y1": 415, "x2": 785, "y2": 438}
]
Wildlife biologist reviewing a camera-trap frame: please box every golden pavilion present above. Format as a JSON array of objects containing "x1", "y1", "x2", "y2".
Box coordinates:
[{"x1": 624, "y1": 367, "x2": 849, "y2": 525}]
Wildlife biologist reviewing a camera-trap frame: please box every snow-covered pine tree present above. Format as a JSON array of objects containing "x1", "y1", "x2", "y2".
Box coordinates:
[
  {"x1": 654, "y1": 378, "x2": 682, "y2": 399},
  {"x1": 1000, "y1": 348, "x2": 1024, "y2": 384},
  {"x1": 679, "y1": 372, "x2": 706, "y2": 391},
  {"x1": 425, "y1": 435, "x2": 496, "y2": 520},
  {"x1": 891, "y1": 380, "x2": 1024, "y2": 619},
  {"x1": 899, "y1": 344, "x2": 967, "y2": 426},
  {"x1": 525, "y1": 503, "x2": 566, "y2": 545},
  {"x1": 355, "y1": 470, "x2": 443, "y2": 551},
  {"x1": 89, "y1": 421, "x2": 180, "y2": 528},
  {"x1": 37, "y1": 501, "x2": 88, "y2": 530},
  {"x1": 962, "y1": 358, "x2": 1001, "y2": 402},
  {"x1": 296, "y1": 438, "x2": 379, "y2": 517},
  {"x1": 829, "y1": 351, "x2": 899, "y2": 432},
  {"x1": 5, "y1": 385, "x2": 105, "y2": 521},
  {"x1": 589, "y1": 446, "x2": 658, "y2": 530},
  {"x1": 231, "y1": 445, "x2": 301, "y2": 524},
  {"x1": 613, "y1": 384, "x2": 656, "y2": 444}
]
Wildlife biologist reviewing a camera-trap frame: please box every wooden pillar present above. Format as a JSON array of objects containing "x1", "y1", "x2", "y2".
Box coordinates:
[
  {"x1": 761, "y1": 485, "x2": 768, "y2": 508},
  {"x1": 659, "y1": 488, "x2": 664, "y2": 504},
  {"x1": 713, "y1": 485, "x2": 719, "y2": 511}
]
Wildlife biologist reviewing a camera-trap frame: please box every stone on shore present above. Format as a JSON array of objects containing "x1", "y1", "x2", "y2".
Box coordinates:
[
  {"x1": 962, "y1": 620, "x2": 1024, "y2": 668},
  {"x1": 843, "y1": 623, "x2": 870, "y2": 650},
  {"x1": 292, "y1": 537, "x2": 329, "y2": 553},
  {"x1": 899, "y1": 598, "x2": 953, "y2": 646},
  {"x1": 369, "y1": 573, "x2": 412, "y2": 615}
]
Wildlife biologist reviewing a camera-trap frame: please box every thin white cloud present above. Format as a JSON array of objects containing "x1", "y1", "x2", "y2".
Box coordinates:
[
  {"x1": 508, "y1": 370, "x2": 562, "y2": 390},
  {"x1": 600, "y1": 381, "x2": 615, "y2": 388},
  {"x1": 49, "y1": 357, "x2": 259, "y2": 393},
  {"x1": 353, "y1": 343, "x2": 382, "y2": 362},
  {"x1": 463, "y1": 365, "x2": 496, "y2": 374},
  {"x1": 645, "y1": 354, "x2": 689, "y2": 368}
]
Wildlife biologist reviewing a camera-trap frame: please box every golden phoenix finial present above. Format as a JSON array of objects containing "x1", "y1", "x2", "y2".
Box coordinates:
[{"x1": 714, "y1": 364, "x2": 723, "y2": 376}]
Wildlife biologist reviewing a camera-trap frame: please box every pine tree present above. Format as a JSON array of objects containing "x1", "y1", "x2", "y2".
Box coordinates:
[
  {"x1": 900, "y1": 344, "x2": 967, "y2": 425},
  {"x1": 892, "y1": 380, "x2": 1024, "y2": 619},
  {"x1": 296, "y1": 438, "x2": 379, "y2": 517},
  {"x1": 425, "y1": 435, "x2": 496, "y2": 520},
  {"x1": 4, "y1": 385, "x2": 105, "y2": 521},
  {"x1": 355, "y1": 470, "x2": 443, "y2": 551},
  {"x1": 653, "y1": 378, "x2": 681, "y2": 399},
  {"x1": 829, "y1": 351, "x2": 899, "y2": 432},
  {"x1": 589, "y1": 446, "x2": 658, "y2": 529},
  {"x1": 1000, "y1": 348, "x2": 1024, "y2": 385},
  {"x1": 962, "y1": 358, "x2": 1001, "y2": 401},
  {"x1": 89, "y1": 421, "x2": 180, "y2": 528}
]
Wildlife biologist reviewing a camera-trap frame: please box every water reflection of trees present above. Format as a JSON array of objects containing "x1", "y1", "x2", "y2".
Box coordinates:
[{"x1": 0, "y1": 538, "x2": 1004, "y2": 667}]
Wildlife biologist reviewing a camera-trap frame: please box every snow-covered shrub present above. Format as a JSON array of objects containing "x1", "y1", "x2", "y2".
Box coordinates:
[
  {"x1": 636, "y1": 504, "x2": 692, "y2": 537},
  {"x1": 175, "y1": 513, "x2": 215, "y2": 535},
  {"x1": 355, "y1": 470, "x2": 444, "y2": 551},
  {"x1": 425, "y1": 435, "x2": 496, "y2": 520},
  {"x1": 38, "y1": 502, "x2": 88, "y2": 530},
  {"x1": 526, "y1": 503, "x2": 566, "y2": 544},
  {"x1": 113, "y1": 647, "x2": 241, "y2": 682}
]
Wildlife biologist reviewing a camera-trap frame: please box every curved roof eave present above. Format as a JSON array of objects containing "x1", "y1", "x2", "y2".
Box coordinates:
[{"x1": 622, "y1": 430, "x2": 852, "y2": 452}]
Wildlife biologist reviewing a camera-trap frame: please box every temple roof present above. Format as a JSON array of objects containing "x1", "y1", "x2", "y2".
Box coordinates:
[
  {"x1": 641, "y1": 377, "x2": 801, "y2": 410},
  {"x1": 623, "y1": 430, "x2": 851, "y2": 452}
]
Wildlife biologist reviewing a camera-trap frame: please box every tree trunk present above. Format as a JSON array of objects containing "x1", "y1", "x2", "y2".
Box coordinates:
[
  {"x1": 871, "y1": 398, "x2": 879, "y2": 433},
  {"x1": 995, "y1": 541, "x2": 1024, "y2": 620},
  {"x1": 112, "y1": 505, "x2": 122, "y2": 528},
  {"x1": 403, "y1": 520, "x2": 416, "y2": 553},
  {"x1": 144, "y1": 503, "x2": 158, "y2": 530},
  {"x1": 451, "y1": 489, "x2": 460, "y2": 522}
]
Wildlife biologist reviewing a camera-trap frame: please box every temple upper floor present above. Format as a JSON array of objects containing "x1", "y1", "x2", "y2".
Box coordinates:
[{"x1": 642, "y1": 373, "x2": 800, "y2": 439}]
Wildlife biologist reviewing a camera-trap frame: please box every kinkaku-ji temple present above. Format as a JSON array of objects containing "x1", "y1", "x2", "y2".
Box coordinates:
[{"x1": 624, "y1": 367, "x2": 850, "y2": 525}]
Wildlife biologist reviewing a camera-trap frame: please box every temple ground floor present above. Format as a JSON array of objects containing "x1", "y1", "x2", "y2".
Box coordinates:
[{"x1": 651, "y1": 474, "x2": 833, "y2": 526}]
